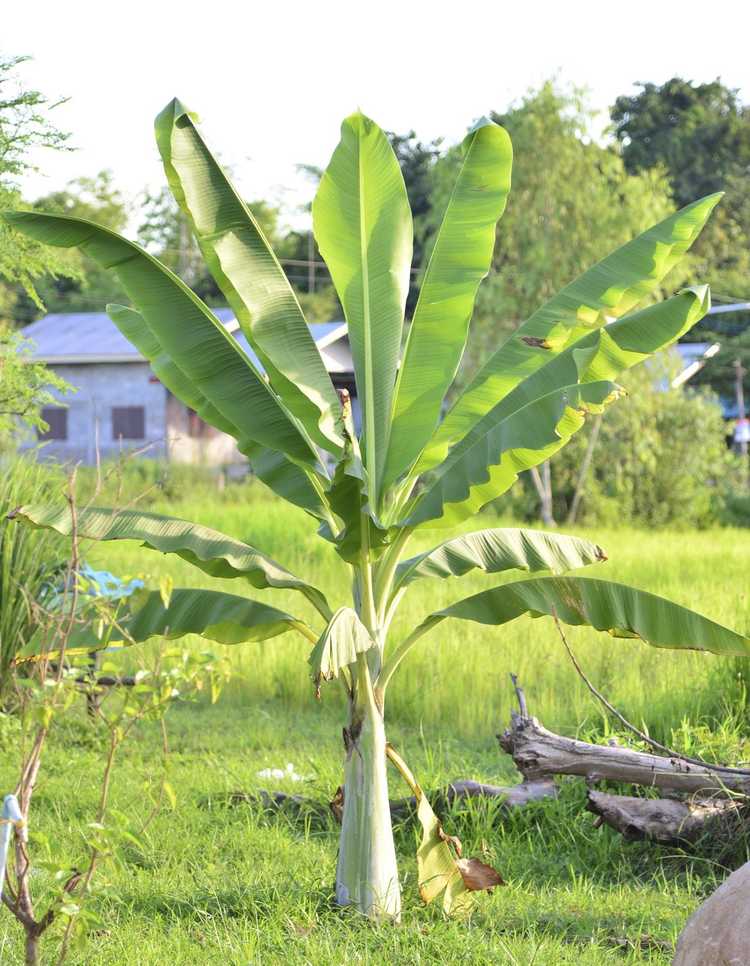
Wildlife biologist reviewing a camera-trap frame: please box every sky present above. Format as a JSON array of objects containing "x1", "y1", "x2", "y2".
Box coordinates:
[{"x1": 6, "y1": 0, "x2": 750, "y2": 226}]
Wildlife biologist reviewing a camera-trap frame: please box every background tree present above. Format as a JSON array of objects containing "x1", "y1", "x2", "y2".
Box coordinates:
[
  {"x1": 11, "y1": 169, "x2": 130, "y2": 321},
  {"x1": 507, "y1": 360, "x2": 736, "y2": 527},
  {"x1": 0, "y1": 54, "x2": 79, "y2": 320},
  {"x1": 611, "y1": 77, "x2": 750, "y2": 311}
]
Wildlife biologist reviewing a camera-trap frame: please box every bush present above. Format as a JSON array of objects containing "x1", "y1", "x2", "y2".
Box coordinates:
[{"x1": 500, "y1": 357, "x2": 738, "y2": 528}]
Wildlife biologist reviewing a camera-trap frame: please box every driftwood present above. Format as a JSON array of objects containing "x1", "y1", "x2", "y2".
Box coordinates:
[
  {"x1": 586, "y1": 790, "x2": 744, "y2": 845},
  {"x1": 498, "y1": 711, "x2": 750, "y2": 797}
]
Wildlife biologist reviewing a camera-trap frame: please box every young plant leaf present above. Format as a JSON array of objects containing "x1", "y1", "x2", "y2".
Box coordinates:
[
  {"x1": 19, "y1": 589, "x2": 311, "y2": 661},
  {"x1": 155, "y1": 99, "x2": 344, "y2": 455},
  {"x1": 384, "y1": 119, "x2": 513, "y2": 488},
  {"x1": 394, "y1": 528, "x2": 606, "y2": 593},
  {"x1": 418, "y1": 195, "x2": 721, "y2": 474},
  {"x1": 0, "y1": 211, "x2": 319, "y2": 468},
  {"x1": 403, "y1": 381, "x2": 623, "y2": 528},
  {"x1": 10, "y1": 504, "x2": 332, "y2": 619},
  {"x1": 313, "y1": 112, "x2": 413, "y2": 504},
  {"x1": 416, "y1": 576, "x2": 750, "y2": 657},
  {"x1": 309, "y1": 608, "x2": 375, "y2": 686}
]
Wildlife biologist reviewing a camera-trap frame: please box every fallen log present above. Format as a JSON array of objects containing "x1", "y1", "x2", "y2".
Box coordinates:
[
  {"x1": 213, "y1": 777, "x2": 558, "y2": 822},
  {"x1": 586, "y1": 790, "x2": 744, "y2": 845},
  {"x1": 388, "y1": 778, "x2": 558, "y2": 819},
  {"x1": 498, "y1": 711, "x2": 750, "y2": 796}
]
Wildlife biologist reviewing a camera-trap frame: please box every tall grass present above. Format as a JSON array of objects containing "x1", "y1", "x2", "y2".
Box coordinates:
[
  {"x1": 81, "y1": 487, "x2": 750, "y2": 742},
  {"x1": 0, "y1": 456, "x2": 66, "y2": 690}
]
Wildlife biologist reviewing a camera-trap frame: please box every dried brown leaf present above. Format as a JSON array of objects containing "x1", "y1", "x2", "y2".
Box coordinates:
[{"x1": 456, "y1": 857, "x2": 505, "y2": 892}]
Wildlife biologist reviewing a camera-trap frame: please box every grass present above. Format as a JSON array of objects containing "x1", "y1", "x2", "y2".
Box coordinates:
[
  {"x1": 84, "y1": 485, "x2": 750, "y2": 740},
  {"x1": 0, "y1": 701, "x2": 741, "y2": 965},
  {"x1": 2, "y1": 484, "x2": 750, "y2": 963}
]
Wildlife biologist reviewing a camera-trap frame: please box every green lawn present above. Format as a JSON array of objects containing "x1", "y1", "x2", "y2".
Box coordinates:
[{"x1": 2, "y1": 489, "x2": 750, "y2": 964}]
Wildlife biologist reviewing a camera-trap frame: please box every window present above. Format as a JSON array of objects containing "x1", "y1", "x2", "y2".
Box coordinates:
[
  {"x1": 112, "y1": 406, "x2": 145, "y2": 440},
  {"x1": 37, "y1": 407, "x2": 68, "y2": 441}
]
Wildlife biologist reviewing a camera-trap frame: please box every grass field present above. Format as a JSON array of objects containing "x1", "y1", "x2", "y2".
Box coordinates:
[{"x1": 2, "y1": 486, "x2": 750, "y2": 964}]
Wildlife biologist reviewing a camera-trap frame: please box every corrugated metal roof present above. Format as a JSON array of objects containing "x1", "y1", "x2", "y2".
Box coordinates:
[{"x1": 20, "y1": 311, "x2": 348, "y2": 368}]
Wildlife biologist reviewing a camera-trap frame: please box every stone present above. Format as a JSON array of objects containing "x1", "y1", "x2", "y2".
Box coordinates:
[{"x1": 673, "y1": 860, "x2": 750, "y2": 965}]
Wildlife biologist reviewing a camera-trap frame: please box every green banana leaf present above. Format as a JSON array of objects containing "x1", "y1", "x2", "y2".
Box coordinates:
[
  {"x1": 403, "y1": 381, "x2": 622, "y2": 528},
  {"x1": 108, "y1": 304, "x2": 330, "y2": 519},
  {"x1": 416, "y1": 576, "x2": 750, "y2": 656},
  {"x1": 308, "y1": 607, "x2": 374, "y2": 684},
  {"x1": 18, "y1": 589, "x2": 311, "y2": 661},
  {"x1": 154, "y1": 99, "x2": 344, "y2": 455},
  {"x1": 414, "y1": 286, "x2": 710, "y2": 501},
  {"x1": 313, "y1": 112, "x2": 412, "y2": 503},
  {"x1": 0, "y1": 210, "x2": 318, "y2": 468},
  {"x1": 394, "y1": 528, "x2": 606, "y2": 593},
  {"x1": 383, "y1": 119, "x2": 513, "y2": 489},
  {"x1": 10, "y1": 504, "x2": 331, "y2": 619},
  {"x1": 418, "y1": 194, "x2": 721, "y2": 475}
]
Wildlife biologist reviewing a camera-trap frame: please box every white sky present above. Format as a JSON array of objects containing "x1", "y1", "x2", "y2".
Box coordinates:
[{"x1": 6, "y1": 0, "x2": 750, "y2": 227}]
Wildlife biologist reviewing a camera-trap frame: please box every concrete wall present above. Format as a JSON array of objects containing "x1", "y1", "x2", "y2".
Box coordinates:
[
  {"x1": 165, "y1": 392, "x2": 242, "y2": 465},
  {"x1": 22, "y1": 362, "x2": 167, "y2": 464}
]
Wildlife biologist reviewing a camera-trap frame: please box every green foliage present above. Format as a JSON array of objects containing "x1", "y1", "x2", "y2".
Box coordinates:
[
  {"x1": 611, "y1": 76, "x2": 750, "y2": 306},
  {"x1": 525, "y1": 362, "x2": 737, "y2": 528},
  {"x1": 0, "y1": 324, "x2": 71, "y2": 446},
  {"x1": 0, "y1": 456, "x2": 65, "y2": 687},
  {"x1": 0, "y1": 55, "x2": 79, "y2": 317}
]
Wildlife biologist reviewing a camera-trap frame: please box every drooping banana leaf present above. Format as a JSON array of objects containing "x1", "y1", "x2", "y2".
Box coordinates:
[
  {"x1": 482, "y1": 286, "x2": 711, "y2": 424},
  {"x1": 313, "y1": 112, "x2": 412, "y2": 503},
  {"x1": 308, "y1": 607, "x2": 375, "y2": 684},
  {"x1": 18, "y1": 589, "x2": 312, "y2": 661},
  {"x1": 154, "y1": 99, "x2": 344, "y2": 455},
  {"x1": 383, "y1": 119, "x2": 512, "y2": 490},
  {"x1": 410, "y1": 286, "x2": 710, "y2": 505},
  {"x1": 10, "y1": 504, "x2": 331, "y2": 619},
  {"x1": 394, "y1": 528, "x2": 606, "y2": 593},
  {"x1": 0, "y1": 210, "x2": 318, "y2": 468},
  {"x1": 108, "y1": 304, "x2": 330, "y2": 520},
  {"x1": 415, "y1": 576, "x2": 750, "y2": 656},
  {"x1": 417, "y1": 194, "x2": 721, "y2": 475},
  {"x1": 403, "y1": 381, "x2": 623, "y2": 528}
]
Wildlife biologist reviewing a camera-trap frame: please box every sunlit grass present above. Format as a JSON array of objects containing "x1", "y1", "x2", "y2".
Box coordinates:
[{"x1": 84, "y1": 487, "x2": 750, "y2": 741}]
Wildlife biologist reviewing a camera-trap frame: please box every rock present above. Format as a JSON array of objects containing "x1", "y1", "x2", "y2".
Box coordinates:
[{"x1": 673, "y1": 860, "x2": 750, "y2": 965}]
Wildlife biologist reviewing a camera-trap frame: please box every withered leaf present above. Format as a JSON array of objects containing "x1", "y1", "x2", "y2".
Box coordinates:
[
  {"x1": 456, "y1": 857, "x2": 505, "y2": 892},
  {"x1": 329, "y1": 785, "x2": 345, "y2": 823},
  {"x1": 521, "y1": 336, "x2": 551, "y2": 349}
]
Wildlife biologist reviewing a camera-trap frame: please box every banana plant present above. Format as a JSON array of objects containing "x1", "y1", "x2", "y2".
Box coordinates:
[{"x1": 4, "y1": 101, "x2": 750, "y2": 923}]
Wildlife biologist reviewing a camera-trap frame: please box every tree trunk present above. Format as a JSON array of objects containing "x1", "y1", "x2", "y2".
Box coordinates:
[
  {"x1": 335, "y1": 695, "x2": 400, "y2": 920},
  {"x1": 25, "y1": 930, "x2": 39, "y2": 966}
]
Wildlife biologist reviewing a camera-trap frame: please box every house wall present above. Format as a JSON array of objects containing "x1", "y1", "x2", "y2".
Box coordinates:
[
  {"x1": 165, "y1": 393, "x2": 242, "y2": 466},
  {"x1": 21, "y1": 362, "x2": 167, "y2": 464}
]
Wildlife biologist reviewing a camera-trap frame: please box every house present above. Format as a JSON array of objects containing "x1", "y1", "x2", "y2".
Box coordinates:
[{"x1": 19, "y1": 310, "x2": 356, "y2": 466}]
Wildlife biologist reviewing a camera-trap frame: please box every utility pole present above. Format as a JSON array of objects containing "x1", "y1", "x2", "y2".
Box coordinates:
[{"x1": 307, "y1": 232, "x2": 316, "y2": 294}]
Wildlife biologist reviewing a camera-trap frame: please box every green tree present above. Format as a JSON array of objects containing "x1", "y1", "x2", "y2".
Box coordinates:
[
  {"x1": 4, "y1": 101, "x2": 748, "y2": 925},
  {"x1": 0, "y1": 55, "x2": 79, "y2": 319},
  {"x1": 611, "y1": 77, "x2": 750, "y2": 301},
  {"x1": 531, "y1": 361, "x2": 735, "y2": 527},
  {"x1": 0, "y1": 324, "x2": 70, "y2": 446},
  {"x1": 11, "y1": 169, "x2": 130, "y2": 321}
]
